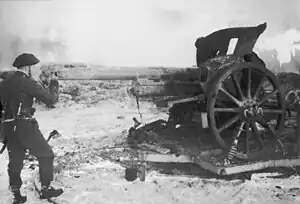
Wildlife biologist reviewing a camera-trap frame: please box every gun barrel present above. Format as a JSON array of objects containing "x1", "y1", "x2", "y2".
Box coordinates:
[
  {"x1": 56, "y1": 67, "x2": 190, "y2": 81},
  {"x1": 129, "y1": 79, "x2": 203, "y2": 97},
  {"x1": 55, "y1": 66, "x2": 204, "y2": 98}
]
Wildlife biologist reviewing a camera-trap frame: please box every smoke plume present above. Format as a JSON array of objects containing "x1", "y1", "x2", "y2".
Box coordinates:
[
  {"x1": 0, "y1": 1, "x2": 69, "y2": 67},
  {"x1": 0, "y1": 0, "x2": 300, "y2": 70}
]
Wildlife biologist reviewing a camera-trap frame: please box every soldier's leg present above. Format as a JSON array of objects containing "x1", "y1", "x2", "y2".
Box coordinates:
[
  {"x1": 4, "y1": 123, "x2": 28, "y2": 203},
  {"x1": 15, "y1": 119, "x2": 63, "y2": 199},
  {"x1": 16, "y1": 119, "x2": 54, "y2": 186},
  {"x1": 5, "y1": 124, "x2": 26, "y2": 190}
]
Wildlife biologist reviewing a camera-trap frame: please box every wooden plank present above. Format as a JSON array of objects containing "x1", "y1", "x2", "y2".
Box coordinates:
[
  {"x1": 118, "y1": 153, "x2": 193, "y2": 163},
  {"x1": 119, "y1": 149, "x2": 223, "y2": 165},
  {"x1": 143, "y1": 154, "x2": 193, "y2": 163},
  {"x1": 221, "y1": 158, "x2": 300, "y2": 175},
  {"x1": 191, "y1": 149, "x2": 300, "y2": 176},
  {"x1": 192, "y1": 156, "x2": 223, "y2": 174}
]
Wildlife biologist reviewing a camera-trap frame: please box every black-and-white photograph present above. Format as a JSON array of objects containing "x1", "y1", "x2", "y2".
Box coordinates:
[{"x1": 1, "y1": 0, "x2": 300, "y2": 203}]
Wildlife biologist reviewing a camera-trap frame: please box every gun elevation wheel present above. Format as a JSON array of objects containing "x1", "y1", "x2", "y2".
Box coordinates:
[{"x1": 207, "y1": 62, "x2": 285, "y2": 159}]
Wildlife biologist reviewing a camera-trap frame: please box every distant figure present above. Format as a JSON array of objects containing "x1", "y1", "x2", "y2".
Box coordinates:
[{"x1": 195, "y1": 22, "x2": 267, "y2": 67}]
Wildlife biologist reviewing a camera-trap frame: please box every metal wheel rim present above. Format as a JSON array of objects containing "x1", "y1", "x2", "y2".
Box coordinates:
[{"x1": 207, "y1": 62, "x2": 285, "y2": 159}]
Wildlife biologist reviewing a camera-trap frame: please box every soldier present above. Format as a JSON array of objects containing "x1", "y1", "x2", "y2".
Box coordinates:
[
  {"x1": 0, "y1": 53, "x2": 63, "y2": 203},
  {"x1": 195, "y1": 22, "x2": 267, "y2": 67}
]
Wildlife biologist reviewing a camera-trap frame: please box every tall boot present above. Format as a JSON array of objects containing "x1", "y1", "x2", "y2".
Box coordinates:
[
  {"x1": 11, "y1": 188, "x2": 27, "y2": 204},
  {"x1": 40, "y1": 185, "x2": 63, "y2": 199}
]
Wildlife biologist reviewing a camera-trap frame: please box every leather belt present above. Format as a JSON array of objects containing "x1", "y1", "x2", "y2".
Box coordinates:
[{"x1": 2, "y1": 116, "x2": 34, "y2": 123}]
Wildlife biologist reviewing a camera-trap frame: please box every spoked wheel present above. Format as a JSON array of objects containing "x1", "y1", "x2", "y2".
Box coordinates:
[{"x1": 207, "y1": 62, "x2": 286, "y2": 159}]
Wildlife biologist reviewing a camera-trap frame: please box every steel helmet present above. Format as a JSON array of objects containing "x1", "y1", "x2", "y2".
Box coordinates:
[{"x1": 12, "y1": 53, "x2": 40, "y2": 68}]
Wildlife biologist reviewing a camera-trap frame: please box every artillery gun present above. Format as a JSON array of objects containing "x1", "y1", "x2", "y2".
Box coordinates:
[
  {"x1": 126, "y1": 44, "x2": 286, "y2": 160},
  {"x1": 121, "y1": 42, "x2": 300, "y2": 179},
  {"x1": 101, "y1": 28, "x2": 300, "y2": 178}
]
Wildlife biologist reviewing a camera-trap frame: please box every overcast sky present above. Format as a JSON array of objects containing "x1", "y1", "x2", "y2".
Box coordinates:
[{"x1": 0, "y1": 0, "x2": 300, "y2": 67}]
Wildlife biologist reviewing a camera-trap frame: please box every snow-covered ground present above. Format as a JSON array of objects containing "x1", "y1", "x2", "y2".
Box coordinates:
[{"x1": 1, "y1": 83, "x2": 300, "y2": 204}]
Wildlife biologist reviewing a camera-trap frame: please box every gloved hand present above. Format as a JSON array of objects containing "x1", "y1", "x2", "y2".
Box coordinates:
[
  {"x1": 49, "y1": 79, "x2": 59, "y2": 89},
  {"x1": 47, "y1": 72, "x2": 59, "y2": 88},
  {"x1": 49, "y1": 79, "x2": 59, "y2": 96}
]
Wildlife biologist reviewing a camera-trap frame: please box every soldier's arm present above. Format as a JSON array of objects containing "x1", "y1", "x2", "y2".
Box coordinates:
[{"x1": 24, "y1": 77, "x2": 59, "y2": 106}]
